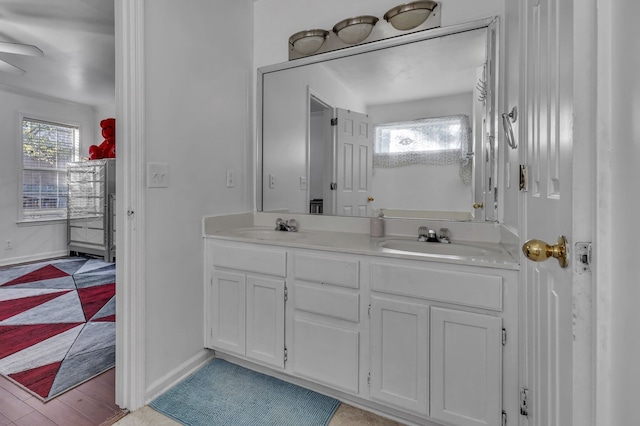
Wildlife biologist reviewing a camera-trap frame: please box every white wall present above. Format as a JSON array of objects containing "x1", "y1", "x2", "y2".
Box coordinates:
[
  {"x1": 367, "y1": 93, "x2": 473, "y2": 213},
  {"x1": 0, "y1": 87, "x2": 98, "y2": 266},
  {"x1": 142, "y1": 0, "x2": 253, "y2": 391},
  {"x1": 607, "y1": 0, "x2": 640, "y2": 423}
]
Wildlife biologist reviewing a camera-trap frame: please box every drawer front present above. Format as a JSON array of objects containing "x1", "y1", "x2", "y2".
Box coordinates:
[
  {"x1": 210, "y1": 241, "x2": 286, "y2": 277},
  {"x1": 294, "y1": 281, "x2": 359, "y2": 323},
  {"x1": 293, "y1": 253, "x2": 359, "y2": 288},
  {"x1": 371, "y1": 262, "x2": 503, "y2": 311},
  {"x1": 293, "y1": 317, "x2": 359, "y2": 394}
]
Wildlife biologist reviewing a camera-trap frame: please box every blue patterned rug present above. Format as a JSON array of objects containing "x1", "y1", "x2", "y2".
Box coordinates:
[
  {"x1": 150, "y1": 359, "x2": 341, "y2": 426},
  {"x1": 0, "y1": 257, "x2": 115, "y2": 401}
]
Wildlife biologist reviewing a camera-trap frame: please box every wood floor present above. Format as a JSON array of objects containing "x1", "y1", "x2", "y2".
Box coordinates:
[{"x1": 0, "y1": 368, "x2": 125, "y2": 426}]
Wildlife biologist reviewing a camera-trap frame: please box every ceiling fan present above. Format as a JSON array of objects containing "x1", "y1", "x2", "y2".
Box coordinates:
[{"x1": 0, "y1": 41, "x2": 43, "y2": 75}]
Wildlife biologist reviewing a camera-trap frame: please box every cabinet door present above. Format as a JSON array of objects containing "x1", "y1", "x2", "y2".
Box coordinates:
[
  {"x1": 246, "y1": 275, "x2": 285, "y2": 369},
  {"x1": 370, "y1": 296, "x2": 429, "y2": 416},
  {"x1": 293, "y1": 317, "x2": 359, "y2": 394},
  {"x1": 430, "y1": 307, "x2": 502, "y2": 426},
  {"x1": 210, "y1": 270, "x2": 246, "y2": 356}
]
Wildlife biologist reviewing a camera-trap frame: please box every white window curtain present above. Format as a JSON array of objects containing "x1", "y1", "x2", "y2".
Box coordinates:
[{"x1": 373, "y1": 114, "x2": 473, "y2": 184}]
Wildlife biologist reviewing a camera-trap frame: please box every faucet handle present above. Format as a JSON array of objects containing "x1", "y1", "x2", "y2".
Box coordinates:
[
  {"x1": 286, "y1": 219, "x2": 298, "y2": 232},
  {"x1": 418, "y1": 226, "x2": 428, "y2": 237},
  {"x1": 438, "y1": 228, "x2": 451, "y2": 243}
]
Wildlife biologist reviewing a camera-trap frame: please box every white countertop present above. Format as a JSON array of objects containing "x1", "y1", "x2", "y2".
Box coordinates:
[{"x1": 203, "y1": 213, "x2": 520, "y2": 270}]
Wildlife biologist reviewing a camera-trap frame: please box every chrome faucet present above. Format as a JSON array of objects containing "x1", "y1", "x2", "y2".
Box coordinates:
[
  {"x1": 275, "y1": 218, "x2": 298, "y2": 232},
  {"x1": 417, "y1": 226, "x2": 450, "y2": 243}
]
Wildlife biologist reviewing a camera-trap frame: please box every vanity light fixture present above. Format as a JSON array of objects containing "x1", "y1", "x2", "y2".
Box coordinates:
[
  {"x1": 332, "y1": 15, "x2": 379, "y2": 44},
  {"x1": 289, "y1": 29, "x2": 330, "y2": 55},
  {"x1": 383, "y1": 1, "x2": 438, "y2": 31}
]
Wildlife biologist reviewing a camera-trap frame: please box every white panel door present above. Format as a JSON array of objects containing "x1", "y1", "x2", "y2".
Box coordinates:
[
  {"x1": 336, "y1": 108, "x2": 373, "y2": 216},
  {"x1": 521, "y1": 0, "x2": 574, "y2": 424},
  {"x1": 369, "y1": 296, "x2": 429, "y2": 415},
  {"x1": 210, "y1": 270, "x2": 246, "y2": 356},
  {"x1": 246, "y1": 275, "x2": 285, "y2": 369},
  {"x1": 430, "y1": 307, "x2": 502, "y2": 426}
]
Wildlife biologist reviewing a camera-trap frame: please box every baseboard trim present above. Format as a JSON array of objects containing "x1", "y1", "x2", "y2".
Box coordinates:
[
  {"x1": 145, "y1": 349, "x2": 214, "y2": 403},
  {"x1": 0, "y1": 250, "x2": 68, "y2": 267}
]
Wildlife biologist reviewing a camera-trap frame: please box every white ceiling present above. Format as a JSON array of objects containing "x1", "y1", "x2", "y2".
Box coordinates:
[{"x1": 0, "y1": 0, "x2": 115, "y2": 107}]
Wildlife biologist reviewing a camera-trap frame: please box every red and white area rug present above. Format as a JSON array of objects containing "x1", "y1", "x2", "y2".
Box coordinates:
[{"x1": 0, "y1": 257, "x2": 115, "y2": 401}]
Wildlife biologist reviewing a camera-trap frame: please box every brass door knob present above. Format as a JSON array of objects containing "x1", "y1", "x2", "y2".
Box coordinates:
[
  {"x1": 473, "y1": 202, "x2": 483, "y2": 209},
  {"x1": 367, "y1": 196, "x2": 375, "y2": 202},
  {"x1": 522, "y1": 236, "x2": 568, "y2": 268}
]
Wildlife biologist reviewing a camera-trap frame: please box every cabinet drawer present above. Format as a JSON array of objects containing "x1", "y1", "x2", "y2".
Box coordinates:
[
  {"x1": 210, "y1": 241, "x2": 286, "y2": 277},
  {"x1": 371, "y1": 262, "x2": 503, "y2": 311},
  {"x1": 293, "y1": 253, "x2": 359, "y2": 288},
  {"x1": 294, "y1": 282, "x2": 359, "y2": 323}
]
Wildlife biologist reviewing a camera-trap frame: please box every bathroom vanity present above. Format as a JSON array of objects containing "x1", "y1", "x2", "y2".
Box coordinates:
[{"x1": 203, "y1": 213, "x2": 519, "y2": 426}]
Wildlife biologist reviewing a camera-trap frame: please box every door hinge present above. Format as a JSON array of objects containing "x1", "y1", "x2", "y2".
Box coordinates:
[
  {"x1": 284, "y1": 347, "x2": 288, "y2": 363},
  {"x1": 331, "y1": 118, "x2": 338, "y2": 126},
  {"x1": 502, "y1": 328, "x2": 507, "y2": 346},
  {"x1": 284, "y1": 285, "x2": 288, "y2": 302},
  {"x1": 575, "y1": 242, "x2": 593, "y2": 274},
  {"x1": 520, "y1": 387, "x2": 529, "y2": 417},
  {"x1": 367, "y1": 372, "x2": 371, "y2": 386},
  {"x1": 519, "y1": 164, "x2": 527, "y2": 191},
  {"x1": 502, "y1": 410, "x2": 507, "y2": 426},
  {"x1": 368, "y1": 303, "x2": 371, "y2": 318}
]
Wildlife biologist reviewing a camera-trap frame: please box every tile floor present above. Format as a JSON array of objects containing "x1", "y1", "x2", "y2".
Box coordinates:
[{"x1": 115, "y1": 403, "x2": 405, "y2": 426}]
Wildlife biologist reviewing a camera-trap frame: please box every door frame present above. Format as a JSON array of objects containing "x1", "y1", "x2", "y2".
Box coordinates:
[{"x1": 114, "y1": 0, "x2": 147, "y2": 410}]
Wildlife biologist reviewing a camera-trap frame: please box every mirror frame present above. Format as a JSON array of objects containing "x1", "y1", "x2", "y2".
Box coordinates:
[{"x1": 256, "y1": 17, "x2": 500, "y2": 221}]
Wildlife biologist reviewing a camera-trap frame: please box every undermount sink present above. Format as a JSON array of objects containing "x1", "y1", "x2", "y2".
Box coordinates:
[
  {"x1": 379, "y1": 239, "x2": 504, "y2": 257},
  {"x1": 231, "y1": 228, "x2": 309, "y2": 241}
]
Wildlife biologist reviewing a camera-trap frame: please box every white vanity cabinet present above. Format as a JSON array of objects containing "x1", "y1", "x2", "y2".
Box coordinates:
[
  {"x1": 203, "y1": 234, "x2": 518, "y2": 426},
  {"x1": 369, "y1": 260, "x2": 510, "y2": 425},
  {"x1": 205, "y1": 240, "x2": 286, "y2": 369}
]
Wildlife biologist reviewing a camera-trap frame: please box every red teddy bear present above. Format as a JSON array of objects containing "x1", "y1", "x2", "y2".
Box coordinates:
[{"x1": 88, "y1": 118, "x2": 116, "y2": 159}]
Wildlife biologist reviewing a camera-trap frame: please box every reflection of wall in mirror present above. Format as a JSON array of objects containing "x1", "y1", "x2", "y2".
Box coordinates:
[
  {"x1": 262, "y1": 64, "x2": 366, "y2": 214},
  {"x1": 367, "y1": 92, "x2": 474, "y2": 213}
]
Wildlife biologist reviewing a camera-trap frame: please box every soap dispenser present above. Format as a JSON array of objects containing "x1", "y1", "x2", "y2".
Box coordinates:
[{"x1": 370, "y1": 210, "x2": 385, "y2": 237}]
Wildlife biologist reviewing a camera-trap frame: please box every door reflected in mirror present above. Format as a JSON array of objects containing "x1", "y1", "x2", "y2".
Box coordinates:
[{"x1": 259, "y1": 20, "x2": 499, "y2": 222}]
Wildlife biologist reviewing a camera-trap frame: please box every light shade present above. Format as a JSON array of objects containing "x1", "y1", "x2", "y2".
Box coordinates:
[
  {"x1": 289, "y1": 29, "x2": 330, "y2": 55},
  {"x1": 384, "y1": 1, "x2": 438, "y2": 31},
  {"x1": 332, "y1": 16, "x2": 379, "y2": 44}
]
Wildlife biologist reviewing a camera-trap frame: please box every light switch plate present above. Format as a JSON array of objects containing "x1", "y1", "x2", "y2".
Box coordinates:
[
  {"x1": 147, "y1": 162, "x2": 170, "y2": 188},
  {"x1": 300, "y1": 176, "x2": 307, "y2": 190},
  {"x1": 226, "y1": 169, "x2": 235, "y2": 188},
  {"x1": 269, "y1": 174, "x2": 276, "y2": 189}
]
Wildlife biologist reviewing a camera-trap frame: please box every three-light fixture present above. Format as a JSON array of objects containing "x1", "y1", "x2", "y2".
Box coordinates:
[{"x1": 289, "y1": 1, "x2": 439, "y2": 56}]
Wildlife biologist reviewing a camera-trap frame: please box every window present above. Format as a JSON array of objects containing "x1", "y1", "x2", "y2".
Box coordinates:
[
  {"x1": 21, "y1": 117, "x2": 80, "y2": 220},
  {"x1": 373, "y1": 114, "x2": 471, "y2": 168}
]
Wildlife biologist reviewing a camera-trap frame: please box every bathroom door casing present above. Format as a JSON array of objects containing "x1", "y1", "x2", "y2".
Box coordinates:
[
  {"x1": 335, "y1": 108, "x2": 373, "y2": 217},
  {"x1": 520, "y1": 0, "x2": 574, "y2": 425}
]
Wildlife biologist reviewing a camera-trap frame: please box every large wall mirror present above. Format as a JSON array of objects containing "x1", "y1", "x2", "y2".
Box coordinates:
[{"x1": 257, "y1": 18, "x2": 499, "y2": 222}]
